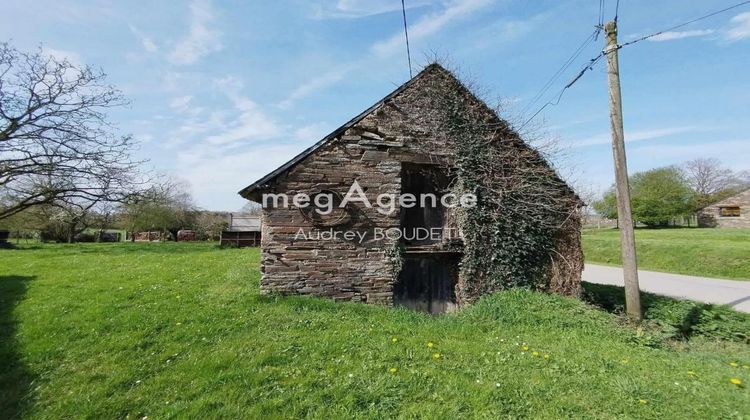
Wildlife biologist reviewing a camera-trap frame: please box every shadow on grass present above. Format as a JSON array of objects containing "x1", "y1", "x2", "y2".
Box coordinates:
[
  {"x1": 581, "y1": 281, "x2": 750, "y2": 342},
  {"x1": 0, "y1": 275, "x2": 34, "y2": 419}
]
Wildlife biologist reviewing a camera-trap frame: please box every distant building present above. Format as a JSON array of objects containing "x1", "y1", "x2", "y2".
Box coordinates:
[
  {"x1": 220, "y1": 213, "x2": 261, "y2": 247},
  {"x1": 697, "y1": 189, "x2": 750, "y2": 228}
]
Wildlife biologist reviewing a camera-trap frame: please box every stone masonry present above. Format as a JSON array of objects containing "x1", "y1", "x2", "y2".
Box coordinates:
[{"x1": 239, "y1": 64, "x2": 583, "y2": 308}]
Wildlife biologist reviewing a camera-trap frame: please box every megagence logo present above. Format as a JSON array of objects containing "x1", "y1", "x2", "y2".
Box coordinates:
[{"x1": 262, "y1": 180, "x2": 477, "y2": 215}]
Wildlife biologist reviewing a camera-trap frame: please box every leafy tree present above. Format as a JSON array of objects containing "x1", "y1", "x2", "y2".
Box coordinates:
[
  {"x1": 591, "y1": 188, "x2": 618, "y2": 220},
  {"x1": 630, "y1": 167, "x2": 695, "y2": 227},
  {"x1": 592, "y1": 167, "x2": 696, "y2": 227},
  {"x1": 119, "y1": 178, "x2": 197, "y2": 240}
]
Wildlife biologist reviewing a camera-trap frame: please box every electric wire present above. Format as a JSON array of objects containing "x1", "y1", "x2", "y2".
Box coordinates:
[
  {"x1": 620, "y1": 0, "x2": 750, "y2": 48},
  {"x1": 519, "y1": 0, "x2": 750, "y2": 129},
  {"x1": 519, "y1": 52, "x2": 605, "y2": 130},
  {"x1": 614, "y1": 0, "x2": 620, "y2": 22},
  {"x1": 401, "y1": 0, "x2": 413, "y2": 79},
  {"x1": 520, "y1": 28, "x2": 601, "y2": 116}
]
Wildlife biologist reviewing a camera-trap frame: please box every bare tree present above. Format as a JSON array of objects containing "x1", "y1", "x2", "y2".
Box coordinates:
[
  {"x1": 194, "y1": 211, "x2": 228, "y2": 240},
  {"x1": 240, "y1": 201, "x2": 262, "y2": 215},
  {"x1": 682, "y1": 158, "x2": 734, "y2": 197},
  {"x1": 682, "y1": 158, "x2": 750, "y2": 208},
  {"x1": 0, "y1": 42, "x2": 143, "y2": 220}
]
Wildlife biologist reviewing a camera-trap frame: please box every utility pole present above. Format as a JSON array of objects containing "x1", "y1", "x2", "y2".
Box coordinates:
[{"x1": 604, "y1": 20, "x2": 642, "y2": 321}]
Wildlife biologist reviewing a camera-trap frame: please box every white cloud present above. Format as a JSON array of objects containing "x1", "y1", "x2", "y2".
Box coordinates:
[
  {"x1": 726, "y1": 12, "x2": 750, "y2": 41},
  {"x1": 630, "y1": 139, "x2": 750, "y2": 171},
  {"x1": 177, "y1": 143, "x2": 306, "y2": 210},
  {"x1": 164, "y1": 76, "x2": 280, "y2": 149},
  {"x1": 648, "y1": 29, "x2": 714, "y2": 42},
  {"x1": 168, "y1": 0, "x2": 222, "y2": 65},
  {"x1": 280, "y1": 0, "x2": 494, "y2": 108},
  {"x1": 129, "y1": 25, "x2": 159, "y2": 52},
  {"x1": 312, "y1": 0, "x2": 433, "y2": 19},
  {"x1": 169, "y1": 95, "x2": 194, "y2": 111},
  {"x1": 371, "y1": 0, "x2": 493, "y2": 57},
  {"x1": 570, "y1": 126, "x2": 705, "y2": 148},
  {"x1": 41, "y1": 47, "x2": 82, "y2": 66},
  {"x1": 277, "y1": 65, "x2": 354, "y2": 109},
  {"x1": 294, "y1": 122, "x2": 331, "y2": 141},
  {"x1": 203, "y1": 101, "x2": 281, "y2": 146}
]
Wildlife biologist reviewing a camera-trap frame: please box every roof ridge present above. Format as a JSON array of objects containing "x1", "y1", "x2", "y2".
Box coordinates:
[{"x1": 238, "y1": 63, "x2": 447, "y2": 199}]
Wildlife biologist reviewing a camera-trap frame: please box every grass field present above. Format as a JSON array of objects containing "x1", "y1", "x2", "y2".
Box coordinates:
[
  {"x1": 582, "y1": 228, "x2": 750, "y2": 280},
  {"x1": 1, "y1": 243, "x2": 749, "y2": 418}
]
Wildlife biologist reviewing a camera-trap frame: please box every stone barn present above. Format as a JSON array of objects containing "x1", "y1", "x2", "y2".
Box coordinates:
[
  {"x1": 698, "y1": 189, "x2": 750, "y2": 228},
  {"x1": 239, "y1": 64, "x2": 583, "y2": 314}
]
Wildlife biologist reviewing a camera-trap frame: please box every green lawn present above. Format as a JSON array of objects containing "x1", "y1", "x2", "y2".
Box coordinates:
[
  {"x1": 582, "y1": 228, "x2": 750, "y2": 280},
  {"x1": 1, "y1": 243, "x2": 749, "y2": 418}
]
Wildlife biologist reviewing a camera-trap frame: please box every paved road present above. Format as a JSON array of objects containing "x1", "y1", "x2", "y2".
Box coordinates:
[{"x1": 582, "y1": 264, "x2": 750, "y2": 313}]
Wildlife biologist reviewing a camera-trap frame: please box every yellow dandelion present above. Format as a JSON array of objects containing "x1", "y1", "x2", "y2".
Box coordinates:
[
  {"x1": 392, "y1": 337, "x2": 398, "y2": 343},
  {"x1": 730, "y1": 378, "x2": 742, "y2": 386},
  {"x1": 639, "y1": 399, "x2": 648, "y2": 405},
  {"x1": 433, "y1": 353, "x2": 441, "y2": 359},
  {"x1": 687, "y1": 371, "x2": 696, "y2": 376},
  {"x1": 532, "y1": 351, "x2": 540, "y2": 357},
  {"x1": 521, "y1": 346, "x2": 529, "y2": 351},
  {"x1": 543, "y1": 354, "x2": 550, "y2": 360},
  {"x1": 729, "y1": 361, "x2": 739, "y2": 367},
  {"x1": 388, "y1": 367, "x2": 397, "y2": 374},
  {"x1": 427, "y1": 342, "x2": 434, "y2": 348}
]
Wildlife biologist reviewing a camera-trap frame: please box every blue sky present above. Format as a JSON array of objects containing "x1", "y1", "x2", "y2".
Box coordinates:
[{"x1": 2, "y1": 0, "x2": 749, "y2": 210}]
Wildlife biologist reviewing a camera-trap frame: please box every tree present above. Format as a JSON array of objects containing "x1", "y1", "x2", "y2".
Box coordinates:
[
  {"x1": 630, "y1": 167, "x2": 695, "y2": 227},
  {"x1": 0, "y1": 42, "x2": 143, "y2": 220},
  {"x1": 592, "y1": 167, "x2": 696, "y2": 227},
  {"x1": 240, "y1": 201, "x2": 262, "y2": 215},
  {"x1": 591, "y1": 188, "x2": 618, "y2": 221},
  {"x1": 194, "y1": 211, "x2": 228, "y2": 240},
  {"x1": 119, "y1": 178, "x2": 197, "y2": 240},
  {"x1": 682, "y1": 158, "x2": 750, "y2": 209},
  {"x1": 682, "y1": 158, "x2": 733, "y2": 197}
]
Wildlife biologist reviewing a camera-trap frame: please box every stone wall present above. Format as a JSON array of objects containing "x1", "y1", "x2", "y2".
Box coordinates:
[
  {"x1": 259, "y1": 69, "x2": 458, "y2": 304},
  {"x1": 698, "y1": 189, "x2": 750, "y2": 228},
  {"x1": 254, "y1": 65, "x2": 583, "y2": 306}
]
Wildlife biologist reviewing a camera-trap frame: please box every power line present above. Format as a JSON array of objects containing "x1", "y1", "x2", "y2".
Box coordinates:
[
  {"x1": 519, "y1": 0, "x2": 750, "y2": 130},
  {"x1": 520, "y1": 28, "x2": 601, "y2": 116},
  {"x1": 518, "y1": 0, "x2": 606, "y2": 128},
  {"x1": 614, "y1": 0, "x2": 620, "y2": 22},
  {"x1": 621, "y1": 0, "x2": 750, "y2": 48},
  {"x1": 401, "y1": 0, "x2": 413, "y2": 79},
  {"x1": 519, "y1": 52, "x2": 604, "y2": 130}
]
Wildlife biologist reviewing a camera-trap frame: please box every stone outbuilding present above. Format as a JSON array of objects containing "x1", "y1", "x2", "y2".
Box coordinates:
[
  {"x1": 239, "y1": 64, "x2": 583, "y2": 313},
  {"x1": 698, "y1": 189, "x2": 750, "y2": 228}
]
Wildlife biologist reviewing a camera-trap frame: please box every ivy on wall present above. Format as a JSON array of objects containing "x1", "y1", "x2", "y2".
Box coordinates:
[{"x1": 427, "y1": 71, "x2": 583, "y2": 303}]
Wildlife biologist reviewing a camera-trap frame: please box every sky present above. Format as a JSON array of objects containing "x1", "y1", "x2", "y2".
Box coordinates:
[{"x1": 2, "y1": 0, "x2": 749, "y2": 210}]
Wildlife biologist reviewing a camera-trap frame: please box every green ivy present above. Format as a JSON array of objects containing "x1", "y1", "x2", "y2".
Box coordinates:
[{"x1": 433, "y1": 78, "x2": 574, "y2": 302}]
